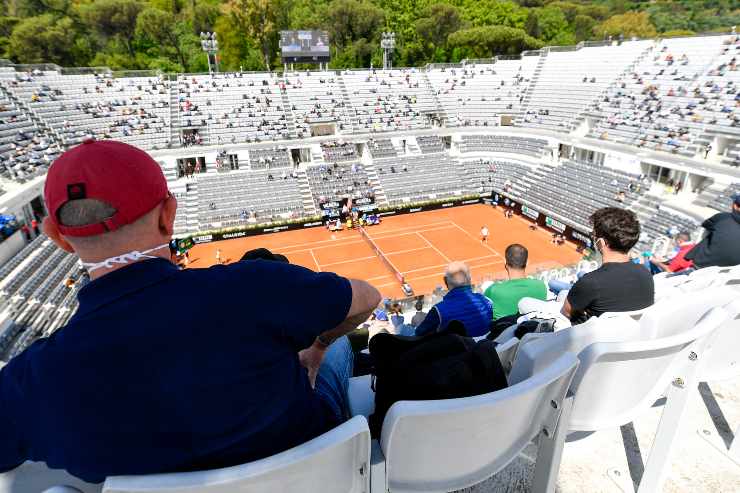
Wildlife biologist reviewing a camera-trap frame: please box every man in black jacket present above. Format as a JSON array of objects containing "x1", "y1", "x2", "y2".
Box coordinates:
[{"x1": 686, "y1": 193, "x2": 740, "y2": 268}]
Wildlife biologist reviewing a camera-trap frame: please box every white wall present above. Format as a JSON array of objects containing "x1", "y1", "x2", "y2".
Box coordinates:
[{"x1": 0, "y1": 231, "x2": 25, "y2": 268}]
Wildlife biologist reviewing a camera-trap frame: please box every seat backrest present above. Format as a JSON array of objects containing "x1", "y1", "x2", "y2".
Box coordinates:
[
  {"x1": 638, "y1": 287, "x2": 737, "y2": 339},
  {"x1": 102, "y1": 416, "x2": 370, "y2": 493},
  {"x1": 699, "y1": 298, "x2": 740, "y2": 382},
  {"x1": 378, "y1": 352, "x2": 578, "y2": 493},
  {"x1": 509, "y1": 314, "x2": 642, "y2": 384},
  {"x1": 551, "y1": 307, "x2": 727, "y2": 431}
]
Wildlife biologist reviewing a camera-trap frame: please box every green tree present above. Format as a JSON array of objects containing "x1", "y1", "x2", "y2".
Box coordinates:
[
  {"x1": 536, "y1": 6, "x2": 570, "y2": 43},
  {"x1": 190, "y1": 2, "x2": 220, "y2": 35},
  {"x1": 221, "y1": 0, "x2": 288, "y2": 71},
  {"x1": 448, "y1": 25, "x2": 543, "y2": 58},
  {"x1": 81, "y1": 0, "x2": 143, "y2": 57},
  {"x1": 323, "y1": 0, "x2": 384, "y2": 48},
  {"x1": 457, "y1": 0, "x2": 528, "y2": 29},
  {"x1": 136, "y1": 7, "x2": 189, "y2": 70},
  {"x1": 415, "y1": 4, "x2": 466, "y2": 48},
  {"x1": 573, "y1": 14, "x2": 596, "y2": 41},
  {"x1": 9, "y1": 13, "x2": 78, "y2": 64},
  {"x1": 662, "y1": 29, "x2": 696, "y2": 38},
  {"x1": 596, "y1": 11, "x2": 657, "y2": 39}
]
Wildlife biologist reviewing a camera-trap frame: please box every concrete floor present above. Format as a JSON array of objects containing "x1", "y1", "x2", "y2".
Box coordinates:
[{"x1": 459, "y1": 378, "x2": 740, "y2": 492}]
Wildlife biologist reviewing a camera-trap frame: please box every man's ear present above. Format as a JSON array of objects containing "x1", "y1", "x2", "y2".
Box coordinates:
[
  {"x1": 159, "y1": 194, "x2": 177, "y2": 236},
  {"x1": 42, "y1": 216, "x2": 75, "y2": 253}
]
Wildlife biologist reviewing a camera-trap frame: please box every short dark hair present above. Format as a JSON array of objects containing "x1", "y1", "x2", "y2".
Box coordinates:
[
  {"x1": 677, "y1": 231, "x2": 691, "y2": 242},
  {"x1": 590, "y1": 207, "x2": 640, "y2": 253},
  {"x1": 505, "y1": 243, "x2": 528, "y2": 269}
]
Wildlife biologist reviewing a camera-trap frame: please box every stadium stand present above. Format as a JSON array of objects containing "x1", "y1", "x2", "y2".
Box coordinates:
[
  {"x1": 521, "y1": 40, "x2": 653, "y2": 131},
  {"x1": 516, "y1": 160, "x2": 645, "y2": 230},
  {"x1": 195, "y1": 169, "x2": 305, "y2": 229},
  {"x1": 283, "y1": 71, "x2": 353, "y2": 135},
  {"x1": 341, "y1": 69, "x2": 438, "y2": 133},
  {"x1": 415, "y1": 134, "x2": 445, "y2": 153},
  {"x1": 375, "y1": 153, "x2": 464, "y2": 204},
  {"x1": 366, "y1": 138, "x2": 397, "y2": 158},
  {"x1": 321, "y1": 140, "x2": 358, "y2": 162},
  {"x1": 427, "y1": 59, "x2": 537, "y2": 127},
  {"x1": 5, "y1": 71, "x2": 170, "y2": 151},
  {"x1": 462, "y1": 159, "x2": 531, "y2": 195},
  {"x1": 248, "y1": 146, "x2": 292, "y2": 170},
  {"x1": 459, "y1": 134, "x2": 548, "y2": 157},
  {"x1": 588, "y1": 36, "x2": 731, "y2": 157},
  {"x1": 305, "y1": 162, "x2": 375, "y2": 209},
  {"x1": 176, "y1": 73, "x2": 293, "y2": 145}
]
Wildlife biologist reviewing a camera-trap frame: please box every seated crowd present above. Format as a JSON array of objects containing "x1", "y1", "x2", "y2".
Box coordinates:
[{"x1": 0, "y1": 140, "x2": 738, "y2": 489}]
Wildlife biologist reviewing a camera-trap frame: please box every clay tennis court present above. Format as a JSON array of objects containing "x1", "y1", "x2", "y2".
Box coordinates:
[{"x1": 188, "y1": 204, "x2": 583, "y2": 298}]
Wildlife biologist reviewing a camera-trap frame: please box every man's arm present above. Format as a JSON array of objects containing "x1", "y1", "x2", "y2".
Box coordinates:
[
  {"x1": 561, "y1": 277, "x2": 593, "y2": 322},
  {"x1": 315, "y1": 279, "x2": 381, "y2": 345},
  {"x1": 414, "y1": 307, "x2": 440, "y2": 336},
  {"x1": 299, "y1": 279, "x2": 380, "y2": 387}
]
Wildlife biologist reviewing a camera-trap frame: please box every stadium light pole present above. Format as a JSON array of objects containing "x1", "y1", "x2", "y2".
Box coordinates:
[
  {"x1": 200, "y1": 32, "x2": 220, "y2": 74},
  {"x1": 381, "y1": 32, "x2": 396, "y2": 70}
]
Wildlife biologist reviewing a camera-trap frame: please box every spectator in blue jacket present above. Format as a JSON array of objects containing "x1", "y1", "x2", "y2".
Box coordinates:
[{"x1": 415, "y1": 261, "x2": 492, "y2": 337}]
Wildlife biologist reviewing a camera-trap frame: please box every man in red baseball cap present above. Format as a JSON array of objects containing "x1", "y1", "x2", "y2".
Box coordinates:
[
  {"x1": 41, "y1": 138, "x2": 176, "y2": 277},
  {"x1": 0, "y1": 139, "x2": 380, "y2": 486}
]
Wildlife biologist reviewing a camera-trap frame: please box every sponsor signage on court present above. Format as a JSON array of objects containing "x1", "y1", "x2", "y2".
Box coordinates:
[
  {"x1": 571, "y1": 230, "x2": 591, "y2": 245},
  {"x1": 545, "y1": 216, "x2": 566, "y2": 233},
  {"x1": 521, "y1": 205, "x2": 540, "y2": 220},
  {"x1": 186, "y1": 197, "x2": 484, "y2": 245}
]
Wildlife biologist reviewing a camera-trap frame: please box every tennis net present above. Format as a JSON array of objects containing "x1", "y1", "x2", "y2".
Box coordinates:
[{"x1": 358, "y1": 226, "x2": 406, "y2": 285}]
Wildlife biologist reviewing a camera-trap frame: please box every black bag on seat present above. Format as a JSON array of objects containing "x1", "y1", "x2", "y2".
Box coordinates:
[{"x1": 367, "y1": 324, "x2": 508, "y2": 438}]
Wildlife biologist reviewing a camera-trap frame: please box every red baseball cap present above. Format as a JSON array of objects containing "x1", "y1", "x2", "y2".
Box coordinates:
[{"x1": 44, "y1": 139, "x2": 169, "y2": 237}]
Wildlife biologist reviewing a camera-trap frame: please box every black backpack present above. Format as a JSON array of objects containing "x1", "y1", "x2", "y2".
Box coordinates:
[{"x1": 367, "y1": 324, "x2": 508, "y2": 438}]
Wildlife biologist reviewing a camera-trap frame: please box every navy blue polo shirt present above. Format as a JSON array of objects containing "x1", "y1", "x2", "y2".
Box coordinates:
[{"x1": 0, "y1": 257, "x2": 352, "y2": 483}]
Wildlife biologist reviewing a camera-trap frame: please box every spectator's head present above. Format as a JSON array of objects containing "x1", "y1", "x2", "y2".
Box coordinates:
[
  {"x1": 733, "y1": 192, "x2": 740, "y2": 213},
  {"x1": 240, "y1": 248, "x2": 289, "y2": 263},
  {"x1": 504, "y1": 243, "x2": 528, "y2": 276},
  {"x1": 589, "y1": 207, "x2": 640, "y2": 255},
  {"x1": 414, "y1": 300, "x2": 423, "y2": 312},
  {"x1": 444, "y1": 261, "x2": 471, "y2": 289},
  {"x1": 676, "y1": 231, "x2": 692, "y2": 244},
  {"x1": 42, "y1": 140, "x2": 176, "y2": 275}
]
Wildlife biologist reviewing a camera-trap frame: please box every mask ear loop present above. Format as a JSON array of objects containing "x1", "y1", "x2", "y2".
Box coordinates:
[{"x1": 82, "y1": 243, "x2": 170, "y2": 273}]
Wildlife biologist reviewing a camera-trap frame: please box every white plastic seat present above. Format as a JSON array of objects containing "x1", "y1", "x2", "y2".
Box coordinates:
[
  {"x1": 512, "y1": 304, "x2": 730, "y2": 492},
  {"x1": 98, "y1": 416, "x2": 370, "y2": 493},
  {"x1": 637, "y1": 287, "x2": 737, "y2": 339},
  {"x1": 696, "y1": 298, "x2": 740, "y2": 467},
  {"x1": 361, "y1": 351, "x2": 578, "y2": 493}
]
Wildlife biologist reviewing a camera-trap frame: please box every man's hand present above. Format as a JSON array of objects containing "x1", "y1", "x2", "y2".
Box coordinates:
[{"x1": 298, "y1": 342, "x2": 327, "y2": 389}]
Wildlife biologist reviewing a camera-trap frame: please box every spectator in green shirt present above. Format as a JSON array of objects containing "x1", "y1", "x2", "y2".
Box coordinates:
[{"x1": 484, "y1": 244, "x2": 547, "y2": 320}]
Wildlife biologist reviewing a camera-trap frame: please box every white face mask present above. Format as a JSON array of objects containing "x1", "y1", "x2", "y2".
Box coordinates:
[{"x1": 81, "y1": 244, "x2": 170, "y2": 273}]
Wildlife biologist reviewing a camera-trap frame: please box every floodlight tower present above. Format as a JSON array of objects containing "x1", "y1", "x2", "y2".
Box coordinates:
[
  {"x1": 381, "y1": 32, "x2": 396, "y2": 70},
  {"x1": 200, "y1": 32, "x2": 220, "y2": 74}
]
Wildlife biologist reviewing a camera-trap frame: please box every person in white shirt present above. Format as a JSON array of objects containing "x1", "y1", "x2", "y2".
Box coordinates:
[{"x1": 480, "y1": 225, "x2": 489, "y2": 243}]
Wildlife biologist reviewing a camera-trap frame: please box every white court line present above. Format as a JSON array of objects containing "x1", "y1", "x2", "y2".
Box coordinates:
[
  {"x1": 417, "y1": 232, "x2": 451, "y2": 263},
  {"x1": 368, "y1": 220, "x2": 454, "y2": 237},
  {"x1": 374, "y1": 259, "x2": 506, "y2": 288},
  {"x1": 281, "y1": 239, "x2": 365, "y2": 254},
  {"x1": 370, "y1": 224, "x2": 459, "y2": 241},
  {"x1": 450, "y1": 221, "x2": 502, "y2": 257},
  {"x1": 309, "y1": 250, "x2": 321, "y2": 271},
  {"x1": 281, "y1": 224, "x2": 456, "y2": 255},
  {"x1": 384, "y1": 246, "x2": 432, "y2": 256},
  {"x1": 320, "y1": 255, "x2": 377, "y2": 268}
]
